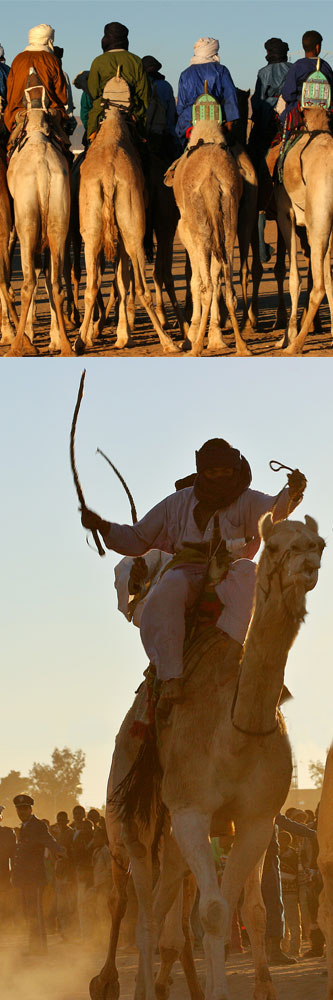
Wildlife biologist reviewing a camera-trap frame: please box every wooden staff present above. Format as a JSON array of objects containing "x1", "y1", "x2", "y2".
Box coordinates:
[{"x1": 70, "y1": 370, "x2": 105, "y2": 557}]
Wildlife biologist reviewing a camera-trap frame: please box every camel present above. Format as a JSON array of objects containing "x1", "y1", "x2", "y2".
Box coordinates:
[
  {"x1": 75, "y1": 105, "x2": 176, "y2": 355},
  {"x1": 317, "y1": 745, "x2": 333, "y2": 999},
  {"x1": 107, "y1": 512, "x2": 324, "y2": 1000},
  {"x1": 275, "y1": 107, "x2": 333, "y2": 355},
  {"x1": 164, "y1": 120, "x2": 257, "y2": 356},
  {"x1": 0, "y1": 151, "x2": 19, "y2": 345},
  {"x1": 6, "y1": 104, "x2": 72, "y2": 357}
]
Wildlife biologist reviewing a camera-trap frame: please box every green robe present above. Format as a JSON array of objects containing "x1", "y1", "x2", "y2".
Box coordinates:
[{"x1": 87, "y1": 49, "x2": 150, "y2": 138}]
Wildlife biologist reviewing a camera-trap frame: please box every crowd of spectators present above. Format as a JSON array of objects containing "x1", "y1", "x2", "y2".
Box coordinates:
[
  {"x1": 0, "y1": 800, "x2": 112, "y2": 953},
  {"x1": 0, "y1": 795, "x2": 325, "y2": 963}
]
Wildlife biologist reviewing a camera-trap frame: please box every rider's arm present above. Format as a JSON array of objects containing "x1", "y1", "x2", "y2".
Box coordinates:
[
  {"x1": 219, "y1": 66, "x2": 239, "y2": 123},
  {"x1": 281, "y1": 64, "x2": 298, "y2": 108},
  {"x1": 133, "y1": 60, "x2": 150, "y2": 124},
  {"x1": 49, "y1": 56, "x2": 68, "y2": 109},
  {"x1": 243, "y1": 479, "x2": 306, "y2": 537}
]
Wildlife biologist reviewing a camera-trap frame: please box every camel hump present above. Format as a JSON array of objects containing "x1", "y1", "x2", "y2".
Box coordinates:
[
  {"x1": 23, "y1": 66, "x2": 50, "y2": 111},
  {"x1": 101, "y1": 69, "x2": 132, "y2": 116}
]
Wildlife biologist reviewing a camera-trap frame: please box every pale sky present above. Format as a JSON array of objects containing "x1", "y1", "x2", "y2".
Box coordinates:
[
  {"x1": 1, "y1": 358, "x2": 332, "y2": 810},
  {"x1": 2, "y1": 0, "x2": 333, "y2": 110}
]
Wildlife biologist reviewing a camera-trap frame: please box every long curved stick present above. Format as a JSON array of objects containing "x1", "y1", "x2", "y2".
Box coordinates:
[
  {"x1": 96, "y1": 448, "x2": 138, "y2": 525},
  {"x1": 70, "y1": 370, "x2": 105, "y2": 556}
]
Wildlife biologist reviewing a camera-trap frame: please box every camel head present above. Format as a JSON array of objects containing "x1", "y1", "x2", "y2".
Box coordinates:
[{"x1": 257, "y1": 513, "x2": 325, "y2": 620}]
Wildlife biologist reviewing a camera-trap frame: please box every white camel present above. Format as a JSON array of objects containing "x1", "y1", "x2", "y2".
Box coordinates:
[
  {"x1": 107, "y1": 512, "x2": 324, "y2": 1000},
  {"x1": 6, "y1": 105, "x2": 72, "y2": 357},
  {"x1": 318, "y1": 745, "x2": 333, "y2": 999},
  {"x1": 76, "y1": 104, "x2": 176, "y2": 355},
  {"x1": 276, "y1": 106, "x2": 333, "y2": 355},
  {"x1": 164, "y1": 120, "x2": 257, "y2": 356}
]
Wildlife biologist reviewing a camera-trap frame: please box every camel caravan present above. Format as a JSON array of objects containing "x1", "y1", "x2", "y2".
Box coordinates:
[
  {"x1": 76, "y1": 434, "x2": 326, "y2": 1000},
  {"x1": 0, "y1": 23, "x2": 333, "y2": 356}
]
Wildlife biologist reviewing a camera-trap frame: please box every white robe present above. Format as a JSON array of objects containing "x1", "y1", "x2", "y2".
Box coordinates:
[{"x1": 110, "y1": 484, "x2": 300, "y2": 679}]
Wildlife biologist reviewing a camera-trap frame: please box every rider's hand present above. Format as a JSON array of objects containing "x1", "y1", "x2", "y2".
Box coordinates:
[
  {"x1": 128, "y1": 557, "x2": 148, "y2": 594},
  {"x1": 81, "y1": 507, "x2": 110, "y2": 539},
  {"x1": 287, "y1": 469, "x2": 307, "y2": 499}
]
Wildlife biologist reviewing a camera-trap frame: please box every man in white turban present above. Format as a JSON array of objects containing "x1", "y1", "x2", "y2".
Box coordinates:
[
  {"x1": 176, "y1": 37, "x2": 239, "y2": 146},
  {"x1": 4, "y1": 24, "x2": 68, "y2": 136}
]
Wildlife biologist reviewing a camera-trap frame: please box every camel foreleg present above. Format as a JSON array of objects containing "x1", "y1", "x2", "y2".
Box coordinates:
[
  {"x1": 171, "y1": 808, "x2": 230, "y2": 1000},
  {"x1": 220, "y1": 817, "x2": 276, "y2": 1000}
]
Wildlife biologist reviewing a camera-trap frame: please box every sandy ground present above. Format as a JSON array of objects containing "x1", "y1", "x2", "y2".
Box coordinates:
[
  {"x1": 1, "y1": 222, "x2": 332, "y2": 358},
  {"x1": 1, "y1": 933, "x2": 329, "y2": 1000}
]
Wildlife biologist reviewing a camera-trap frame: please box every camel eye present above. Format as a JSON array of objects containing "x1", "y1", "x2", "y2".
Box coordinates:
[{"x1": 266, "y1": 542, "x2": 279, "y2": 554}]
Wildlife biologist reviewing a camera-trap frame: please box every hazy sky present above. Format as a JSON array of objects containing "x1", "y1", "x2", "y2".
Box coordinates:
[
  {"x1": 2, "y1": 0, "x2": 333, "y2": 112},
  {"x1": 1, "y1": 358, "x2": 332, "y2": 809}
]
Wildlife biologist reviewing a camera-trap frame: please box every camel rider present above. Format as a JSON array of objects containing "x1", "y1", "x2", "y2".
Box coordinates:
[
  {"x1": 81, "y1": 438, "x2": 307, "y2": 709},
  {"x1": 249, "y1": 37, "x2": 289, "y2": 264},
  {"x1": 4, "y1": 24, "x2": 70, "y2": 156},
  {"x1": 141, "y1": 55, "x2": 181, "y2": 160},
  {"x1": 176, "y1": 37, "x2": 239, "y2": 148},
  {"x1": 279, "y1": 30, "x2": 333, "y2": 135},
  {"x1": 86, "y1": 21, "x2": 149, "y2": 143},
  {"x1": 250, "y1": 38, "x2": 289, "y2": 167}
]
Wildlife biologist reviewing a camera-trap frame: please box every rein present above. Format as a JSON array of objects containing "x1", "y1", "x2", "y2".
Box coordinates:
[{"x1": 230, "y1": 679, "x2": 279, "y2": 737}]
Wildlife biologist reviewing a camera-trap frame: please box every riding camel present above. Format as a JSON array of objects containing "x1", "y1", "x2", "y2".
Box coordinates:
[
  {"x1": 6, "y1": 93, "x2": 72, "y2": 357},
  {"x1": 100, "y1": 512, "x2": 324, "y2": 1000},
  {"x1": 276, "y1": 106, "x2": 333, "y2": 355},
  {"x1": 76, "y1": 97, "x2": 176, "y2": 355},
  {"x1": 164, "y1": 119, "x2": 257, "y2": 356},
  {"x1": 318, "y1": 745, "x2": 333, "y2": 999},
  {"x1": 0, "y1": 151, "x2": 19, "y2": 346}
]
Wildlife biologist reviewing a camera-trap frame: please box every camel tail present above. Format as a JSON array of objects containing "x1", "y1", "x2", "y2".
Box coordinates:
[
  {"x1": 201, "y1": 174, "x2": 227, "y2": 264},
  {"x1": 36, "y1": 170, "x2": 50, "y2": 252},
  {"x1": 108, "y1": 737, "x2": 162, "y2": 828},
  {"x1": 102, "y1": 169, "x2": 118, "y2": 262}
]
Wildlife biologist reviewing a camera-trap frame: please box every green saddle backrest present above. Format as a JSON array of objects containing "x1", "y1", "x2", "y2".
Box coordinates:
[
  {"x1": 301, "y1": 57, "x2": 331, "y2": 110},
  {"x1": 192, "y1": 83, "x2": 222, "y2": 126}
]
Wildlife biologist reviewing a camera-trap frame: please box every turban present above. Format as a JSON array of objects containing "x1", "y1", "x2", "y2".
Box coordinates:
[
  {"x1": 190, "y1": 37, "x2": 220, "y2": 66},
  {"x1": 101, "y1": 22, "x2": 129, "y2": 53},
  {"x1": 0, "y1": 45, "x2": 4, "y2": 60},
  {"x1": 194, "y1": 439, "x2": 252, "y2": 522},
  {"x1": 25, "y1": 24, "x2": 55, "y2": 52},
  {"x1": 142, "y1": 55, "x2": 162, "y2": 76},
  {"x1": 265, "y1": 37, "x2": 289, "y2": 64}
]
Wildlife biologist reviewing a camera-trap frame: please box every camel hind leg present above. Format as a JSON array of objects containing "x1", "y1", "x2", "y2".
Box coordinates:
[
  {"x1": 46, "y1": 236, "x2": 72, "y2": 356},
  {"x1": 5, "y1": 238, "x2": 39, "y2": 356},
  {"x1": 121, "y1": 235, "x2": 176, "y2": 353}
]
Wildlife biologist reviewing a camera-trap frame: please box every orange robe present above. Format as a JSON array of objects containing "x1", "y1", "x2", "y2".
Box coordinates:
[{"x1": 4, "y1": 51, "x2": 68, "y2": 132}]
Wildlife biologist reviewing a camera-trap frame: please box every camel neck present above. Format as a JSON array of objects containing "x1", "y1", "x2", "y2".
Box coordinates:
[{"x1": 232, "y1": 576, "x2": 300, "y2": 735}]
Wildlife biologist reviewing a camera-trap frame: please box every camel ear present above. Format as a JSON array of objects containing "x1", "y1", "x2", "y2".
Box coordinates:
[
  {"x1": 259, "y1": 512, "x2": 274, "y2": 541},
  {"x1": 304, "y1": 515, "x2": 318, "y2": 535},
  {"x1": 164, "y1": 165, "x2": 175, "y2": 188}
]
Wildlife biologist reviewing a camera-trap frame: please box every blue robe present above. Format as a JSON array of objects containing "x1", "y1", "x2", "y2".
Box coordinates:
[
  {"x1": 281, "y1": 56, "x2": 333, "y2": 122},
  {"x1": 176, "y1": 62, "x2": 239, "y2": 144}
]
